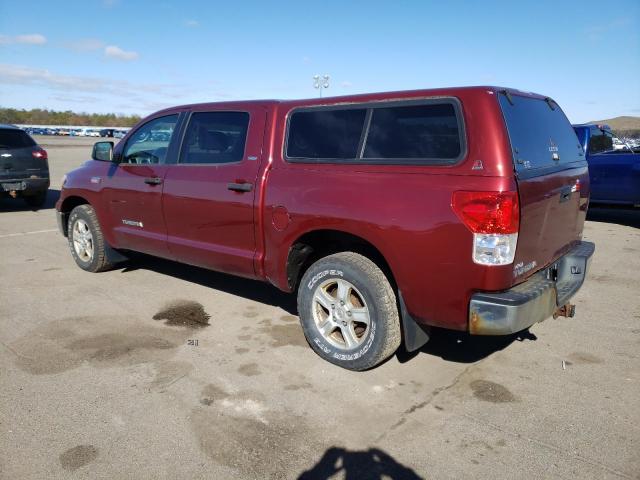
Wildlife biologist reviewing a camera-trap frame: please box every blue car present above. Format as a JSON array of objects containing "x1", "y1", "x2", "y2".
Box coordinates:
[{"x1": 573, "y1": 124, "x2": 639, "y2": 207}]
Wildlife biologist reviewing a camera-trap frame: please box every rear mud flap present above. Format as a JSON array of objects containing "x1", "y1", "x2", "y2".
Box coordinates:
[{"x1": 399, "y1": 292, "x2": 430, "y2": 352}]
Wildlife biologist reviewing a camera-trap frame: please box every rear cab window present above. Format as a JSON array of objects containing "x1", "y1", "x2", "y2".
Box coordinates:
[
  {"x1": 285, "y1": 99, "x2": 465, "y2": 165},
  {"x1": 0, "y1": 129, "x2": 36, "y2": 149},
  {"x1": 498, "y1": 93, "x2": 585, "y2": 176}
]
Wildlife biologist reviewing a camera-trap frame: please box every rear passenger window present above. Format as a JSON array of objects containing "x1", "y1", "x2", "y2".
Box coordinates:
[
  {"x1": 285, "y1": 100, "x2": 464, "y2": 164},
  {"x1": 287, "y1": 109, "x2": 367, "y2": 159},
  {"x1": 363, "y1": 104, "x2": 461, "y2": 161},
  {"x1": 180, "y1": 112, "x2": 249, "y2": 164}
]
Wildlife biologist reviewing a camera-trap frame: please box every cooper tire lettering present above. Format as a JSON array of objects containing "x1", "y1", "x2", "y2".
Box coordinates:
[
  {"x1": 307, "y1": 269, "x2": 343, "y2": 290},
  {"x1": 297, "y1": 252, "x2": 400, "y2": 371}
]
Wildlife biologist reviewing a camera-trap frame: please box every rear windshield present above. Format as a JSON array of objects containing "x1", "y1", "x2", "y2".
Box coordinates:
[
  {"x1": 0, "y1": 129, "x2": 36, "y2": 149},
  {"x1": 498, "y1": 94, "x2": 583, "y2": 174}
]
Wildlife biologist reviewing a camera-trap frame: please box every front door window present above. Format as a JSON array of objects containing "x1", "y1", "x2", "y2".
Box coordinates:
[{"x1": 122, "y1": 115, "x2": 179, "y2": 164}]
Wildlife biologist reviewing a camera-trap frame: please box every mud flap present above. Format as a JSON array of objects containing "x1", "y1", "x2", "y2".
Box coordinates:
[
  {"x1": 399, "y1": 292, "x2": 430, "y2": 352},
  {"x1": 105, "y1": 243, "x2": 128, "y2": 264}
]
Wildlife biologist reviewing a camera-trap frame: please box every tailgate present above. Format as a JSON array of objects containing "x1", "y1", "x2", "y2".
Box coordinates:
[
  {"x1": 0, "y1": 129, "x2": 42, "y2": 180},
  {"x1": 498, "y1": 92, "x2": 590, "y2": 283},
  {"x1": 0, "y1": 146, "x2": 43, "y2": 180}
]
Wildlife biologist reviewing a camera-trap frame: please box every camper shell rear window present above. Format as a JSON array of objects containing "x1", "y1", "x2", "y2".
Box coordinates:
[
  {"x1": 285, "y1": 98, "x2": 466, "y2": 165},
  {"x1": 498, "y1": 93, "x2": 585, "y2": 177}
]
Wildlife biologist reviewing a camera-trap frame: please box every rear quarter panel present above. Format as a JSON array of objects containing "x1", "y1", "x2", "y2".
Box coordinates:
[{"x1": 261, "y1": 89, "x2": 518, "y2": 331}]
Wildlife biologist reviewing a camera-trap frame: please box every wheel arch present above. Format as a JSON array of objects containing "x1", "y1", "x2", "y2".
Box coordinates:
[
  {"x1": 58, "y1": 195, "x2": 91, "y2": 237},
  {"x1": 285, "y1": 228, "x2": 431, "y2": 354},
  {"x1": 285, "y1": 229, "x2": 396, "y2": 293}
]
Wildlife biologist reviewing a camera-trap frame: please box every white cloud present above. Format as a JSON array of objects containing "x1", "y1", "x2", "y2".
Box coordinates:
[
  {"x1": 585, "y1": 18, "x2": 632, "y2": 41},
  {"x1": 103, "y1": 0, "x2": 119, "y2": 7},
  {"x1": 104, "y1": 45, "x2": 139, "y2": 61},
  {"x1": 302, "y1": 56, "x2": 311, "y2": 64},
  {"x1": 65, "y1": 38, "x2": 105, "y2": 52},
  {"x1": 50, "y1": 94, "x2": 101, "y2": 104},
  {"x1": 184, "y1": 19, "x2": 199, "y2": 28},
  {"x1": 0, "y1": 33, "x2": 47, "y2": 45},
  {"x1": 16, "y1": 34, "x2": 47, "y2": 44},
  {"x1": 341, "y1": 81, "x2": 353, "y2": 88},
  {"x1": 0, "y1": 63, "x2": 178, "y2": 98},
  {"x1": 0, "y1": 63, "x2": 235, "y2": 115}
]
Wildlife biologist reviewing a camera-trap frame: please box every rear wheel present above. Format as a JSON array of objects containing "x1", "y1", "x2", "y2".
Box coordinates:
[
  {"x1": 24, "y1": 191, "x2": 47, "y2": 208},
  {"x1": 297, "y1": 252, "x2": 401, "y2": 371},
  {"x1": 67, "y1": 205, "x2": 114, "y2": 272}
]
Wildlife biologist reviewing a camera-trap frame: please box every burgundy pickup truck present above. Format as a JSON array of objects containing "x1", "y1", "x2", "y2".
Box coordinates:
[{"x1": 56, "y1": 87, "x2": 594, "y2": 370}]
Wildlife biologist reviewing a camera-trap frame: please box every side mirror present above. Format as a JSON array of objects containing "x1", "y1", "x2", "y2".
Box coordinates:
[{"x1": 92, "y1": 141, "x2": 114, "y2": 162}]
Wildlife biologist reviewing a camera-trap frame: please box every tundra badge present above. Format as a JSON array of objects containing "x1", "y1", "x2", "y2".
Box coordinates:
[{"x1": 122, "y1": 219, "x2": 144, "y2": 228}]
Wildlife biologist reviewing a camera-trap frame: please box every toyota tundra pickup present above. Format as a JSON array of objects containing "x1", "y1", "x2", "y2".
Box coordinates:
[{"x1": 55, "y1": 87, "x2": 595, "y2": 370}]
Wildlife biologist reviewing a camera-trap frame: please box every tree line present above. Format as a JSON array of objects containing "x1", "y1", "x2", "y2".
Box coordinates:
[{"x1": 0, "y1": 108, "x2": 141, "y2": 127}]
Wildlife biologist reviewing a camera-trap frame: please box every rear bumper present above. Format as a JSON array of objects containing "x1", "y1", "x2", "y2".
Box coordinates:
[
  {"x1": 0, "y1": 177, "x2": 50, "y2": 195},
  {"x1": 469, "y1": 241, "x2": 595, "y2": 335}
]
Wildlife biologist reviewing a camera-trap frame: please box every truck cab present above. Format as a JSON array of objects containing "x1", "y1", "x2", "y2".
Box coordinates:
[{"x1": 573, "y1": 123, "x2": 640, "y2": 206}]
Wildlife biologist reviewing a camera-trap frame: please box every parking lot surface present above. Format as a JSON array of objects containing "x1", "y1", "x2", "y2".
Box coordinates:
[{"x1": 1, "y1": 136, "x2": 639, "y2": 479}]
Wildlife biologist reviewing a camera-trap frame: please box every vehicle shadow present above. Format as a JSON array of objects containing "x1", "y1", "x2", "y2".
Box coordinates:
[
  {"x1": 397, "y1": 327, "x2": 537, "y2": 364},
  {"x1": 298, "y1": 447, "x2": 423, "y2": 480},
  {"x1": 120, "y1": 254, "x2": 298, "y2": 314},
  {"x1": 121, "y1": 254, "x2": 537, "y2": 363},
  {"x1": 0, "y1": 188, "x2": 60, "y2": 212},
  {"x1": 586, "y1": 205, "x2": 640, "y2": 229}
]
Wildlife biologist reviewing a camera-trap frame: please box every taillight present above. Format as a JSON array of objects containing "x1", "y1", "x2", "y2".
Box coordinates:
[
  {"x1": 452, "y1": 191, "x2": 520, "y2": 266},
  {"x1": 32, "y1": 147, "x2": 48, "y2": 168},
  {"x1": 32, "y1": 147, "x2": 48, "y2": 160}
]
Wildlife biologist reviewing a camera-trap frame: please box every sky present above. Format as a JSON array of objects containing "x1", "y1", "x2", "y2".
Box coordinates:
[{"x1": 0, "y1": 0, "x2": 638, "y2": 123}]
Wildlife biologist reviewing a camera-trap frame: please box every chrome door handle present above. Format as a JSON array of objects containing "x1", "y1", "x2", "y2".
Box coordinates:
[{"x1": 144, "y1": 177, "x2": 163, "y2": 185}]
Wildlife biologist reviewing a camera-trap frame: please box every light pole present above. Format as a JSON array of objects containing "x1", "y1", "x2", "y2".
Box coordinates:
[{"x1": 313, "y1": 75, "x2": 330, "y2": 98}]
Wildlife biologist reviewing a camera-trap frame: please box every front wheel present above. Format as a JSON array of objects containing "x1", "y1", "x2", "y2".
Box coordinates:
[
  {"x1": 297, "y1": 252, "x2": 401, "y2": 371},
  {"x1": 67, "y1": 204, "x2": 115, "y2": 272}
]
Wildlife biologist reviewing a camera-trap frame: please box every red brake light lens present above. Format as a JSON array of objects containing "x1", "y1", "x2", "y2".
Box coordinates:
[
  {"x1": 32, "y1": 147, "x2": 48, "y2": 160},
  {"x1": 452, "y1": 191, "x2": 520, "y2": 234}
]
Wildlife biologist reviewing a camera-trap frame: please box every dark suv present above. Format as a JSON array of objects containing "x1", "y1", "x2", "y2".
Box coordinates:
[{"x1": 0, "y1": 124, "x2": 50, "y2": 208}]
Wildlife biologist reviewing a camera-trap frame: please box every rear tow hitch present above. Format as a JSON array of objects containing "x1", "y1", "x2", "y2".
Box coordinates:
[{"x1": 553, "y1": 303, "x2": 576, "y2": 319}]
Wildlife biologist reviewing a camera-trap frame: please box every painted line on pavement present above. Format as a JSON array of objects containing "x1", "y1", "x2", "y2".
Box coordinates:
[{"x1": 0, "y1": 229, "x2": 58, "y2": 239}]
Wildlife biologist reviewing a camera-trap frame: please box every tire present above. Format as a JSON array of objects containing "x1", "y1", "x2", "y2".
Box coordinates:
[
  {"x1": 297, "y1": 252, "x2": 401, "y2": 371},
  {"x1": 24, "y1": 191, "x2": 47, "y2": 208},
  {"x1": 67, "y1": 204, "x2": 115, "y2": 272}
]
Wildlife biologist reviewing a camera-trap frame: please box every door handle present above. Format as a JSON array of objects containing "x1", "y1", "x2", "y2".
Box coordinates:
[
  {"x1": 227, "y1": 182, "x2": 252, "y2": 192},
  {"x1": 144, "y1": 177, "x2": 163, "y2": 185}
]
